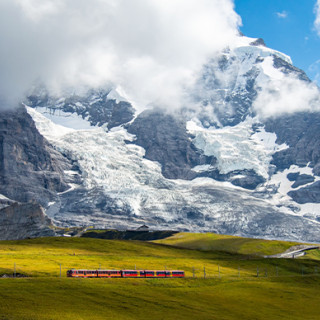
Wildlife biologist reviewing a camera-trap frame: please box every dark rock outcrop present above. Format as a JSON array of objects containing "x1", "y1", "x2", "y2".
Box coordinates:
[
  {"x1": 0, "y1": 106, "x2": 71, "y2": 207},
  {"x1": 198, "y1": 169, "x2": 265, "y2": 190},
  {"x1": 288, "y1": 181, "x2": 320, "y2": 204},
  {"x1": 250, "y1": 38, "x2": 266, "y2": 47},
  {"x1": 287, "y1": 172, "x2": 315, "y2": 189},
  {"x1": 128, "y1": 109, "x2": 213, "y2": 179},
  {"x1": 287, "y1": 172, "x2": 300, "y2": 181},
  {"x1": 0, "y1": 202, "x2": 56, "y2": 240},
  {"x1": 264, "y1": 112, "x2": 320, "y2": 173},
  {"x1": 230, "y1": 171, "x2": 265, "y2": 190},
  {"x1": 273, "y1": 56, "x2": 311, "y2": 82}
]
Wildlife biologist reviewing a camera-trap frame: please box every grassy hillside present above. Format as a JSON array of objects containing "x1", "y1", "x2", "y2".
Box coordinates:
[
  {"x1": 153, "y1": 232, "x2": 304, "y2": 256},
  {"x1": 0, "y1": 236, "x2": 319, "y2": 319},
  {"x1": 1, "y1": 277, "x2": 320, "y2": 320}
]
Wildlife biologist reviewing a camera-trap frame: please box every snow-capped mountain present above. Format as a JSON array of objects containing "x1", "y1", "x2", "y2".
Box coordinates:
[{"x1": 1, "y1": 35, "x2": 320, "y2": 242}]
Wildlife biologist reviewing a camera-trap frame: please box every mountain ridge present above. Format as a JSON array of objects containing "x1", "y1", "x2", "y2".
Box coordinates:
[{"x1": 1, "y1": 35, "x2": 320, "y2": 241}]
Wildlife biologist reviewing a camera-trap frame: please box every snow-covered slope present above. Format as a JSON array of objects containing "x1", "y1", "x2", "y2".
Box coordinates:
[
  {"x1": 20, "y1": 35, "x2": 320, "y2": 242},
  {"x1": 187, "y1": 118, "x2": 287, "y2": 179},
  {"x1": 25, "y1": 105, "x2": 320, "y2": 242}
]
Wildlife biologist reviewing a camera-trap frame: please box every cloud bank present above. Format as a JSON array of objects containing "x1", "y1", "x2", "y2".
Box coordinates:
[
  {"x1": 253, "y1": 74, "x2": 320, "y2": 118},
  {"x1": 0, "y1": 0, "x2": 241, "y2": 110}
]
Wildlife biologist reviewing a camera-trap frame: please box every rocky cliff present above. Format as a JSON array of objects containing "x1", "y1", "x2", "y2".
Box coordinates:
[
  {"x1": 0, "y1": 106, "x2": 73, "y2": 207},
  {"x1": 0, "y1": 202, "x2": 56, "y2": 240}
]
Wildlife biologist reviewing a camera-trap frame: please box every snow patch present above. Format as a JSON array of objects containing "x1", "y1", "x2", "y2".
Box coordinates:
[
  {"x1": 268, "y1": 164, "x2": 319, "y2": 196},
  {"x1": 251, "y1": 127, "x2": 288, "y2": 153},
  {"x1": 233, "y1": 36, "x2": 292, "y2": 64},
  {"x1": 27, "y1": 106, "x2": 93, "y2": 130},
  {"x1": 192, "y1": 164, "x2": 212, "y2": 173},
  {"x1": 26, "y1": 106, "x2": 75, "y2": 139},
  {"x1": 299, "y1": 203, "x2": 320, "y2": 218},
  {"x1": 187, "y1": 119, "x2": 285, "y2": 179},
  {"x1": 107, "y1": 86, "x2": 129, "y2": 104},
  {"x1": 0, "y1": 194, "x2": 11, "y2": 201}
]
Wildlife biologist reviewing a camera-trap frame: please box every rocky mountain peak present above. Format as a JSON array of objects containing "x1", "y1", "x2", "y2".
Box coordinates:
[{"x1": 1, "y1": 35, "x2": 320, "y2": 242}]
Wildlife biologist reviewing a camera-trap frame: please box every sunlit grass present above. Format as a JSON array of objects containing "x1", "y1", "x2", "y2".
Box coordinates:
[
  {"x1": 0, "y1": 236, "x2": 320, "y2": 319},
  {"x1": 153, "y1": 232, "x2": 303, "y2": 256},
  {"x1": 0, "y1": 236, "x2": 318, "y2": 278}
]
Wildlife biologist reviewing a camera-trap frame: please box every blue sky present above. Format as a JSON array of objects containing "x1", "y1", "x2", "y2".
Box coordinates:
[{"x1": 234, "y1": 0, "x2": 320, "y2": 84}]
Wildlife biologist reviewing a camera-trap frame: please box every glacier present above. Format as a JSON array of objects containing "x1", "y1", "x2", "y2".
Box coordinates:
[
  {"x1": 26, "y1": 105, "x2": 320, "y2": 242},
  {"x1": 21, "y1": 35, "x2": 320, "y2": 242}
]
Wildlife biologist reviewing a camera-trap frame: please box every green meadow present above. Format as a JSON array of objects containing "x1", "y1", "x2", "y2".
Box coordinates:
[
  {"x1": 0, "y1": 234, "x2": 319, "y2": 319},
  {"x1": 153, "y1": 232, "x2": 302, "y2": 256}
]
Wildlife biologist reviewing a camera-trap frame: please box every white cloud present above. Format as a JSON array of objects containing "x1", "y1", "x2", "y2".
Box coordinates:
[
  {"x1": 253, "y1": 74, "x2": 320, "y2": 118},
  {"x1": 0, "y1": 0, "x2": 241, "y2": 110},
  {"x1": 276, "y1": 11, "x2": 288, "y2": 19},
  {"x1": 314, "y1": 0, "x2": 320, "y2": 36}
]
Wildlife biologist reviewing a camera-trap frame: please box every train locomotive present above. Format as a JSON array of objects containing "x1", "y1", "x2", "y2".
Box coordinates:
[{"x1": 67, "y1": 269, "x2": 185, "y2": 278}]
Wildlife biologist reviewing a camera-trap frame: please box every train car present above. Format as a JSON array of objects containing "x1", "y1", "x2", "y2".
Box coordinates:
[
  {"x1": 121, "y1": 270, "x2": 146, "y2": 278},
  {"x1": 97, "y1": 270, "x2": 122, "y2": 278},
  {"x1": 154, "y1": 270, "x2": 167, "y2": 278},
  {"x1": 67, "y1": 269, "x2": 121, "y2": 278},
  {"x1": 153, "y1": 270, "x2": 185, "y2": 278},
  {"x1": 144, "y1": 270, "x2": 155, "y2": 277},
  {"x1": 67, "y1": 269, "x2": 97, "y2": 278},
  {"x1": 67, "y1": 269, "x2": 185, "y2": 278},
  {"x1": 171, "y1": 270, "x2": 185, "y2": 278}
]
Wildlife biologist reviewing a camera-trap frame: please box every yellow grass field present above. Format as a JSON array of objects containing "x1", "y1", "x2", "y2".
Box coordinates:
[{"x1": 0, "y1": 234, "x2": 319, "y2": 319}]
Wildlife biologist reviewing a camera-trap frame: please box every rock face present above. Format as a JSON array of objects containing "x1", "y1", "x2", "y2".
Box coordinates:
[
  {"x1": 26, "y1": 88, "x2": 135, "y2": 129},
  {"x1": 265, "y1": 113, "x2": 320, "y2": 172},
  {"x1": 272, "y1": 55, "x2": 310, "y2": 82},
  {"x1": 127, "y1": 109, "x2": 214, "y2": 179},
  {"x1": 0, "y1": 106, "x2": 71, "y2": 207},
  {"x1": 288, "y1": 181, "x2": 320, "y2": 204},
  {"x1": 0, "y1": 202, "x2": 56, "y2": 240},
  {"x1": 198, "y1": 169, "x2": 265, "y2": 190},
  {"x1": 287, "y1": 173, "x2": 315, "y2": 189}
]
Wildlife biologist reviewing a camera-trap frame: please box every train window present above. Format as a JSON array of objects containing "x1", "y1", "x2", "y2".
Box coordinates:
[{"x1": 172, "y1": 272, "x2": 184, "y2": 275}]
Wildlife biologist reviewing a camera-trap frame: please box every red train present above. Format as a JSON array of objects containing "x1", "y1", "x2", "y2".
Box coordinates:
[{"x1": 67, "y1": 269, "x2": 185, "y2": 278}]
